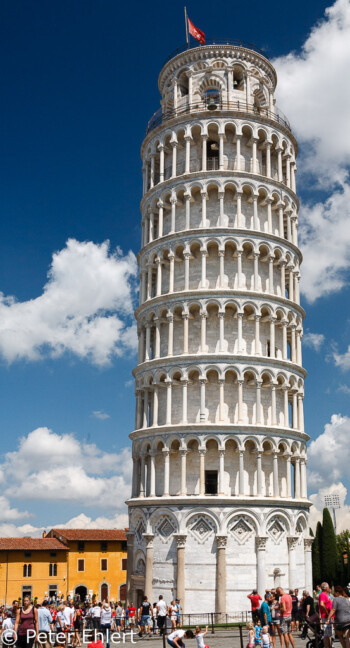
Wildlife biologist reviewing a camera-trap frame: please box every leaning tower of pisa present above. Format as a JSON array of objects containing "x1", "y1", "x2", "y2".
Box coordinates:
[{"x1": 126, "y1": 39, "x2": 312, "y2": 614}]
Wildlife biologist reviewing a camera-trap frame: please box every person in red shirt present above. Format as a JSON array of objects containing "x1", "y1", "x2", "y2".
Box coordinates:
[
  {"x1": 127, "y1": 604, "x2": 137, "y2": 628},
  {"x1": 276, "y1": 587, "x2": 294, "y2": 648},
  {"x1": 318, "y1": 583, "x2": 333, "y2": 648},
  {"x1": 248, "y1": 590, "x2": 262, "y2": 623}
]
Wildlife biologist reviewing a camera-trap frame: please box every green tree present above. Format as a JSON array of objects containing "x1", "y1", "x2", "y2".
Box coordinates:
[
  {"x1": 312, "y1": 521, "x2": 322, "y2": 585},
  {"x1": 322, "y1": 508, "x2": 337, "y2": 585},
  {"x1": 336, "y1": 530, "x2": 350, "y2": 586}
]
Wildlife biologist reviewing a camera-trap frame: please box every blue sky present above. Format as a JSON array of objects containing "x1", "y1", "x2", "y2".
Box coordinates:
[{"x1": 0, "y1": 0, "x2": 350, "y2": 534}]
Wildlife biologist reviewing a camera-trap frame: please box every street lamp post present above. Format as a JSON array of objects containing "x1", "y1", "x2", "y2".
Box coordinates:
[{"x1": 324, "y1": 494, "x2": 341, "y2": 534}]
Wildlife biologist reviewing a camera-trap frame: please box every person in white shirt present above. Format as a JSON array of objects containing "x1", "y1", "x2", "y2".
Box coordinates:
[
  {"x1": 156, "y1": 596, "x2": 167, "y2": 636},
  {"x1": 92, "y1": 603, "x2": 101, "y2": 631},
  {"x1": 167, "y1": 629, "x2": 194, "y2": 648},
  {"x1": 1, "y1": 611, "x2": 15, "y2": 645},
  {"x1": 100, "y1": 604, "x2": 112, "y2": 648},
  {"x1": 195, "y1": 626, "x2": 209, "y2": 648},
  {"x1": 63, "y1": 604, "x2": 74, "y2": 629}
]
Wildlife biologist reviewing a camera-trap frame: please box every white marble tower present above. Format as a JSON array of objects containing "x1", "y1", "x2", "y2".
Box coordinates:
[{"x1": 126, "y1": 40, "x2": 312, "y2": 614}]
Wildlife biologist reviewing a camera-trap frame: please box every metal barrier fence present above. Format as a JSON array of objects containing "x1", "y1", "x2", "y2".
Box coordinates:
[{"x1": 178, "y1": 611, "x2": 252, "y2": 627}]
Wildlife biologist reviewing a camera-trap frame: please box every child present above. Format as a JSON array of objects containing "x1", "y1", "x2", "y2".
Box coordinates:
[
  {"x1": 195, "y1": 625, "x2": 209, "y2": 648},
  {"x1": 246, "y1": 622, "x2": 255, "y2": 648},
  {"x1": 254, "y1": 620, "x2": 263, "y2": 646},
  {"x1": 261, "y1": 626, "x2": 271, "y2": 648}
]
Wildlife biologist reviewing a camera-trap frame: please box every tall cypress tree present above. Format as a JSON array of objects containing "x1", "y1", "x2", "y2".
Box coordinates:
[
  {"x1": 312, "y1": 522, "x2": 322, "y2": 585},
  {"x1": 322, "y1": 508, "x2": 337, "y2": 585}
]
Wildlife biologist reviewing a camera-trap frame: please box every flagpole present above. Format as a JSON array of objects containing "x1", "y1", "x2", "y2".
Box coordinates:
[{"x1": 184, "y1": 6, "x2": 189, "y2": 48}]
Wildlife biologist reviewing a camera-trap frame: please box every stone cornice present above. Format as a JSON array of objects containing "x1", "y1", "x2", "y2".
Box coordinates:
[
  {"x1": 129, "y1": 423, "x2": 310, "y2": 443},
  {"x1": 138, "y1": 226, "x2": 303, "y2": 265},
  {"x1": 133, "y1": 352, "x2": 307, "y2": 379},
  {"x1": 127, "y1": 494, "x2": 312, "y2": 509},
  {"x1": 135, "y1": 287, "x2": 305, "y2": 321},
  {"x1": 140, "y1": 169, "x2": 300, "y2": 211}
]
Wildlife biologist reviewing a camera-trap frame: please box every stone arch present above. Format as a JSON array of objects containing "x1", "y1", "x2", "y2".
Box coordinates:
[{"x1": 225, "y1": 509, "x2": 260, "y2": 536}]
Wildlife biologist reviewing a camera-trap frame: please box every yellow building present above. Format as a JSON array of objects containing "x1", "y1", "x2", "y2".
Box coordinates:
[
  {"x1": 0, "y1": 529, "x2": 127, "y2": 605},
  {"x1": 0, "y1": 536, "x2": 68, "y2": 605},
  {"x1": 47, "y1": 529, "x2": 127, "y2": 602}
]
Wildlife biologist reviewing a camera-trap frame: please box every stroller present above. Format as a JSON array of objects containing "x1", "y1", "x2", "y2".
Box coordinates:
[
  {"x1": 302, "y1": 616, "x2": 339, "y2": 648},
  {"x1": 301, "y1": 615, "x2": 324, "y2": 648}
]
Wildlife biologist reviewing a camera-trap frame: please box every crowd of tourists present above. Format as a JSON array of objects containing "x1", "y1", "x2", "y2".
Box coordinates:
[
  {"x1": 1, "y1": 583, "x2": 350, "y2": 648},
  {"x1": 0, "y1": 594, "x2": 188, "y2": 647},
  {"x1": 247, "y1": 583, "x2": 350, "y2": 648}
]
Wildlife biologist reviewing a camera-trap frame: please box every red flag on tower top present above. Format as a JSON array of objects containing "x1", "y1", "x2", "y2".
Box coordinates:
[{"x1": 188, "y1": 17, "x2": 205, "y2": 44}]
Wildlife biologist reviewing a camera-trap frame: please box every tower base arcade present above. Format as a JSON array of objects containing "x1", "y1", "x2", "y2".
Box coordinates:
[{"x1": 127, "y1": 501, "x2": 312, "y2": 613}]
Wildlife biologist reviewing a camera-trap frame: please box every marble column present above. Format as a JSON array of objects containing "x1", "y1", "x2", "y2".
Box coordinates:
[
  {"x1": 143, "y1": 534, "x2": 154, "y2": 600},
  {"x1": 300, "y1": 458, "x2": 307, "y2": 498},
  {"x1": 126, "y1": 531, "x2": 135, "y2": 605},
  {"x1": 304, "y1": 538, "x2": 313, "y2": 593},
  {"x1": 294, "y1": 457, "x2": 301, "y2": 498},
  {"x1": 175, "y1": 534, "x2": 187, "y2": 607},
  {"x1": 285, "y1": 454, "x2": 292, "y2": 497},
  {"x1": 163, "y1": 449, "x2": 170, "y2": 496},
  {"x1": 149, "y1": 451, "x2": 156, "y2": 497},
  {"x1": 199, "y1": 449, "x2": 206, "y2": 495},
  {"x1": 216, "y1": 536, "x2": 227, "y2": 619},
  {"x1": 180, "y1": 449, "x2": 187, "y2": 495},
  {"x1": 256, "y1": 537, "x2": 268, "y2": 593},
  {"x1": 239, "y1": 449, "x2": 244, "y2": 495},
  {"x1": 287, "y1": 536, "x2": 299, "y2": 589},
  {"x1": 218, "y1": 450, "x2": 225, "y2": 496},
  {"x1": 257, "y1": 451, "x2": 263, "y2": 496},
  {"x1": 181, "y1": 378, "x2": 188, "y2": 424},
  {"x1": 183, "y1": 313, "x2": 189, "y2": 354},
  {"x1": 273, "y1": 452, "x2": 279, "y2": 497}
]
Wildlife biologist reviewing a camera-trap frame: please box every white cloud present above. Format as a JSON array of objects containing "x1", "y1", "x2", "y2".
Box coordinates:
[
  {"x1": 51, "y1": 512, "x2": 129, "y2": 531},
  {"x1": 274, "y1": 0, "x2": 350, "y2": 302},
  {"x1": 307, "y1": 414, "x2": 350, "y2": 489},
  {"x1": 338, "y1": 384, "x2": 350, "y2": 394},
  {"x1": 309, "y1": 482, "x2": 350, "y2": 533},
  {"x1": 334, "y1": 346, "x2": 350, "y2": 370},
  {"x1": 0, "y1": 513, "x2": 129, "y2": 538},
  {"x1": 303, "y1": 332, "x2": 325, "y2": 351},
  {"x1": 2, "y1": 427, "x2": 132, "y2": 508},
  {"x1": 0, "y1": 239, "x2": 138, "y2": 366},
  {"x1": 0, "y1": 523, "x2": 44, "y2": 538},
  {"x1": 0, "y1": 496, "x2": 32, "y2": 522},
  {"x1": 91, "y1": 410, "x2": 110, "y2": 420}
]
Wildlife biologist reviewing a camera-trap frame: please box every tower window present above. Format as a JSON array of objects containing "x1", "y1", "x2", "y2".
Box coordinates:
[
  {"x1": 101, "y1": 558, "x2": 108, "y2": 571},
  {"x1": 205, "y1": 471, "x2": 218, "y2": 495},
  {"x1": 77, "y1": 541, "x2": 85, "y2": 552},
  {"x1": 100, "y1": 541, "x2": 108, "y2": 552},
  {"x1": 77, "y1": 559, "x2": 85, "y2": 572}
]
